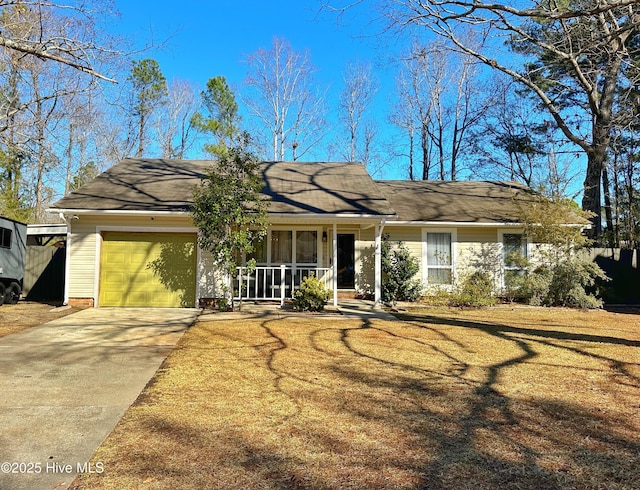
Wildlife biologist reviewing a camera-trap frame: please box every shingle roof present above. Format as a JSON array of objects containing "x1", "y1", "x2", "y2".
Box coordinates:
[
  {"x1": 51, "y1": 159, "x2": 396, "y2": 216},
  {"x1": 375, "y1": 180, "x2": 538, "y2": 223},
  {"x1": 51, "y1": 159, "x2": 211, "y2": 212},
  {"x1": 50, "y1": 158, "x2": 542, "y2": 223},
  {"x1": 262, "y1": 161, "x2": 395, "y2": 215}
]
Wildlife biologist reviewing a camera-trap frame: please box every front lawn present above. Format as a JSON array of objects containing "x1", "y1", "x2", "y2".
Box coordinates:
[
  {"x1": 0, "y1": 301, "x2": 81, "y2": 338},
  {"x1": 71, "y1": 306, "x2": 640, "y2": 489}
]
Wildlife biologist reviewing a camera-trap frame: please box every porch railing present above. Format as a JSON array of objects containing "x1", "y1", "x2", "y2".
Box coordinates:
[{"x1": 233, "y1": 265, "x2": 331, "y2": 303}]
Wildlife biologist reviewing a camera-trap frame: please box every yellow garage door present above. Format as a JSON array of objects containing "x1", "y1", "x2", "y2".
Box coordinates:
[{"x1": 100, "y1": 232, "x2": 197, "y2": 307}]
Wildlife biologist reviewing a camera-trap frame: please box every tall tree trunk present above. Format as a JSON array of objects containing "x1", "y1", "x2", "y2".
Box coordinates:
[
  {"x1": 612, "y1": 156, "x2": 621, "y2": 248},
  {"x1": 582, "y1": 120, "x2": 611, "y2": 240},
  {"x1": 582, "y1": 150, "x2": 603, "y2": 239},
  {"x1": 33, "y1": 73, "x2": 46, "y2": 222},
  {"x1": 421, "y1": 124, "x2": 429, "y2": 180},
  {"x1": 438, "y1": 125, "x2": 445, "y2": 180},
  {"x1": 602, "y1": 165, "x2": 615, "y2": 246},
  {"x1": 136, "y1": 111, "x2": 145, "y2": 157},
  {"x1": 626, "y1": 162, "x2": 637, "y2": 249},
  {"x1": 408, "y1": 128, "x2": 415, "y2": 180}
]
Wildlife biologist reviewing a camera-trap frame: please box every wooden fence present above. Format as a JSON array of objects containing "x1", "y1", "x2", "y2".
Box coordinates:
[
  {"x1": 583, "y1": 248, "x2": 640, "y2": 304},
  {"x1": 24, "y1": 245, "x2": 65, "y2": 302}
]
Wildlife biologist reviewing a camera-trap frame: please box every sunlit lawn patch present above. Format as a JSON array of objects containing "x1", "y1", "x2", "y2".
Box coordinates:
[{"x1": 71, "y1": 306, "x2": 640, "y2": 489}]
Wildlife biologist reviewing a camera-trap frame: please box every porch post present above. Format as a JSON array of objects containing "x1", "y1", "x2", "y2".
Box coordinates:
[
  {"x1": 332, "y1": 223, "x2": 338, "y2": 307},
  {"x1": 374, "y1": 221, "x2": 385, "y2": 308},
  {"x1": 280, "y1": 264, "x2": 286, "y2": 306}
]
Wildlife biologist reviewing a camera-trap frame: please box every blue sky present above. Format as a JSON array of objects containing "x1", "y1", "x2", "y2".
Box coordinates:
[
  {"x1": 111, "y1": 0, "x2": 412, "y2": 177},
  {"x1": 114, "y1": 1, "x2": 384, "y2": 88}
]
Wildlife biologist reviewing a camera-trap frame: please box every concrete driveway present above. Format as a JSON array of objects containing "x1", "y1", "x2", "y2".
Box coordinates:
[{"x1": 0, "y1": 307, "x2": 200, "y2": 490}]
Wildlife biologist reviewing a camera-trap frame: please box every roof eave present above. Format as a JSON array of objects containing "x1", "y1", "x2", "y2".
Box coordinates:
[
  {"x1": 267, "y1": 212, "x2": 396, "y2": 223},
  {"x1": 385, "y1": 220, "x2": 526, "y2": 227},
  {"x1": 385, "y1": 220, "x2": 588, "y2": 227},
  {"x1": 47, "y1": 208, "x2": 191, "y2": 216},
  {"x1": 49, "y1": 208, "x2": 397, "y2": 221}
]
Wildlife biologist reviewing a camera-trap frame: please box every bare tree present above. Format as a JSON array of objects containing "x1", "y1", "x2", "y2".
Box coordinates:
[
  {"x1": 388, "y1": 71, "x2": 419, "y2": 180},
  {"x1": 328, "y1": 0, "x2": 640, "y2": 236},
  {"x1": 391, "y1": 42, "x2": 435, "y2": 180},
  {"x1": 336, "y1": 61, "x2": 378, "y2": 166},
  {"x1": 243, "y1": 36, "x2": 327, "y2": 161},
  {"x1": 0, "y1": 0, "x2": 119, "y2": 130},
  {"x1": 0, "y1": 0, "x2": 118, "y2": 82},
  {"x1": 471, "y1": 79, "x2": 546, "y2": 187},
  {"x1": 391, "y1": 38, "x2": 491, "y2": 180},
  {"x1": 155, "y1": 79, "x2": 199, "y2": 159},
  {"x1": 0, "y1": 0, "x2": 125, "y2": 220},
  {"x1": 61, "y1": 97, "x2": 94, "y2": 194},
  {"x1": 0, "y1": 4, "x2": 96, "y2": 221}
]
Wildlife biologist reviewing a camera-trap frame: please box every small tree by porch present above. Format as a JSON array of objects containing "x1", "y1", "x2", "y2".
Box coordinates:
[{"x1": 191, "y1": 139, "x2": 268, "y2": 310}]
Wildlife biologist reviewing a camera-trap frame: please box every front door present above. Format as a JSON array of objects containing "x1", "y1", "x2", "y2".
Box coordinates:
[{"x1": 337, "y1": 233, "x2": 355, "y2": 289}]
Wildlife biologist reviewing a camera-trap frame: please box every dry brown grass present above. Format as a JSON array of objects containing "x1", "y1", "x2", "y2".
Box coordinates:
[
  {"x1": 0, "y1": 301, "x2": 81, "y2": 338},
  {"x1": 71, "y1": 305, "x2": 640, "y2": 489}
]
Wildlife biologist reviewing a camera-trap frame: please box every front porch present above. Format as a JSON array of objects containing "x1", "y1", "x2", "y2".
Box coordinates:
[
  {"x1": 230, "y1": 221, "x2": 387, "y2": 307},
  {"x1": 233, "y1": 265, "x2": 331, "y2": 304}
]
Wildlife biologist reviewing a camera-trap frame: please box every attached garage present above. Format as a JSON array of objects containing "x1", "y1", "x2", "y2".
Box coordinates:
[{"x1": 99, "y1": 231, "x2": 197, "y2": 307}]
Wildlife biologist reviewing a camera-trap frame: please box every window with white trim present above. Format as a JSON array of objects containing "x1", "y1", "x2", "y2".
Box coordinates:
[
  {"x1": 296, "y1": 230, "x2": 317, "y2": 264},
  {"x1": 502, "y1": 233, "x2": 527, "y2": 287},
  {"x1": 249, "y1": 229, "x2": 319, "y2": 266},
  {"x1": 425, "y1": 232, "x2": 453, "y2": 285}
]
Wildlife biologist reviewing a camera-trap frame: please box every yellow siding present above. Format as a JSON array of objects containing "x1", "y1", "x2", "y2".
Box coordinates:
[
  {"x1": 458, "y1": 228, "x2": 498, "y2": 244},
  {"x1": 358, "y1": 227, "x2": 375, "y2": 294},
  {"x1": 456, "y1": 228, "x2": 501, "y2": 278},
  {"x1": 68, "y1": 222, "x2": 98, "y2": 299},
  {"x1": 385, "y1": 227, "x2": 422, "y2": 282},
  {"x1": 385, "y1": 227, "x2": 422, "y2": 259}
]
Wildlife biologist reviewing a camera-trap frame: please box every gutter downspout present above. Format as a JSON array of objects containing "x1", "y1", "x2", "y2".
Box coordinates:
[
  {"x1": 374, "y1": 218, "x2": 386, "y2": 308},
  {"x1": 333, "y1": 223, "x2": 338, "y2": 307},
  {"x1": 59, "y1": 212, "x2": 72, "y2": 306}
]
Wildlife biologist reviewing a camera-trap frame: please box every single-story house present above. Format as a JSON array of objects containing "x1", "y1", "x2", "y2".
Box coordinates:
[{"x1": 49, "y1": 158, "x2": 540, "y2": 308}]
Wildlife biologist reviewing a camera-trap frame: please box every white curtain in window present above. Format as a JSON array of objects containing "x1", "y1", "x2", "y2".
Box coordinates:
[
  {"x1": 296, "y1": 231, "x2": 317, "y2": 264},
  {"x1": 427, "y1": 233, "x2": 451, "y2": 266},
  {"x1": 271, "y1": 230, "x2": 292, "y2": 263},
  {"x1": 427, "y1": 232, "x2": 452, "y2": 284}
]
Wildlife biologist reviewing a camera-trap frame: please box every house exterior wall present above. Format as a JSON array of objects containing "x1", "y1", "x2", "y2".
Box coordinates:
[
  {"x1": 198, "y1": 249, "x2": 223, "y2": 300},
  {"x1": 357, "y1": 227, "x2": 375, "y2": 295},
  {"x1": 366, "y1": 225, "x2": 532, "y2": 297},
  {"x1": 456, "y1": 227, "x2": 501, "y2": 279},
  {"x1": 67, "y1": 220, "x2": 98, "y2": 302},
  {"x1": 66, "y1": 211, "x2": 536, "y2": 307}
]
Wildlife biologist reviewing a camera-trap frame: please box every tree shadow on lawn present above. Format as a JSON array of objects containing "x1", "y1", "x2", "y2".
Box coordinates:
[
  {"x1": 397, "y1": 313, "x2": 640, "y2": 388},
  {"x1": 72, "y1": 312, "x2": 640, "y2": 489},
  {"x1": 324, "y1": 314, "x2": 640, "y2": 489},
  {"x1": 175, "y1": 311, "x2": 632, "y2": 489}
]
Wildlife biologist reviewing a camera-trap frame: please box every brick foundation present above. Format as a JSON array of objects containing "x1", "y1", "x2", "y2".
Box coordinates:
[
  {"x1": 68, "y1": 297, "x2": 95, "y2": 308},
  {"x1": 199, "y1": 297, "x2": 232, "y2": 311}
]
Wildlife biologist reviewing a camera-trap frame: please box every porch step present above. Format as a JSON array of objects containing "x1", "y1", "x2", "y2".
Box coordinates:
[{"x1": 337, "y1": 291, "x2": 371, "y2": 300}]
